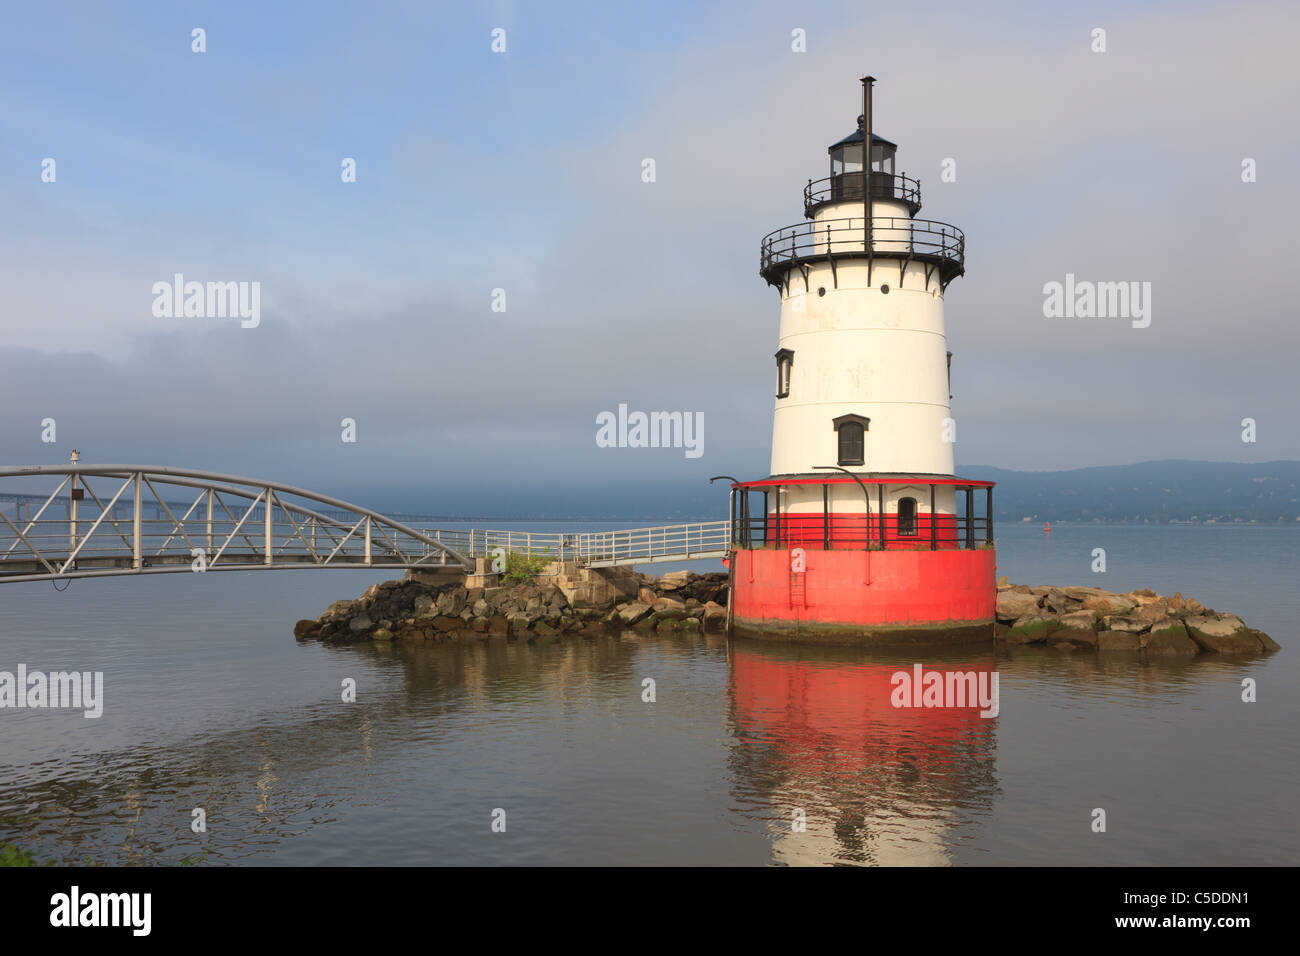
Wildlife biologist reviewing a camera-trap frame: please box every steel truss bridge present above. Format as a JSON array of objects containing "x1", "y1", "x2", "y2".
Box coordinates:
[{"x1": 0, "y1": 465, "x2": 731, "y2": 583}]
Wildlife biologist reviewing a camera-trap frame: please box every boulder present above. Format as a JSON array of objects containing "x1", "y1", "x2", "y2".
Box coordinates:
[
  {"x1": 996, "y1": 591, "x2": 1041, "y2": 622},
  {"x1": 348, "y1": 613, "x2": 373, "y2": 634},
  {"x1": 436, "y1": 589, "x2": 467, "y2": 616},
  {"x1": 1097, "y1": 630, "x2": 1142, "y2": 651},
  {"x1": 653, "y1": 596, "x2": 688, "y2": 619},
  {"x1": 1104, "y1": 615, "x2": 1149, "y2": 633},
  {"x1": 1184, "y1": 615, "x2": 1263, "y2": 655},
  {"x1": 1251, "y1": 630, "x2": 1282, "y2": 652},
  {"x1": 1128, "y1": 588, "x2": 1161, "y2": 606},
  {"x1": 1082, "y1": 593, "x2": 1138, "y2": 615},
  {"x1": 1004, "y1": 614, "x2": 1057, "y2": 645},
  {"x1": 638, "y1": 587, "x2": 658, "y2": 605},
  {"x1": 995, "y1": 575, "x2": 1010, "y2": 589},
  {"x1": 617, "y1": 603, "x2": 654, "y2": 625},
  {"x1": 702, "y1": 601, "x2": 727, "y2": 630},
  {"x1": 413, "y1": 594, "x2": 435, "y2": 617},
  {"x1": 1061, "y1": 586, "x2": 1110, "y2": 601},
  {"x1": 372, "y1": 628, "x2": 394, "y2": 642},
  {"x1": 1048, "y1": 611, "x2": 1098, "y2": 647},
  {"x1": 1144, "y1": 622, "x2": 1198, "y2": 656},
  {"x1": 657, "y1": 571, "x2": 693, "y2": 591}
]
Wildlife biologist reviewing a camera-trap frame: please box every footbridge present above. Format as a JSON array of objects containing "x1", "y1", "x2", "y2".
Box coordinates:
[{"x1": 0, "y1": 464, "x2": 731, "y2": 583}]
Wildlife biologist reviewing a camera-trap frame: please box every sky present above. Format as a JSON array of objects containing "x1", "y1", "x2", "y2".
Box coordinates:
[{"x1": 2, "y1": 0, "x2": 1298, "y2": 514}]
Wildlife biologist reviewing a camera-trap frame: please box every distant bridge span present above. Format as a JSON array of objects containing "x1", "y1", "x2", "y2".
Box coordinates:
[{"x1": 0, "y1": 464, "x2": 731, "y2": 583}]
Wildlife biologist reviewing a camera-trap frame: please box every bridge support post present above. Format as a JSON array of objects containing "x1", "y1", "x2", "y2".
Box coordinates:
[
  {"x1": 264, "y1": 487, "x2": 273, "y2": 566},
  {"x1": 133, "y1": 472, "x2": 142, "y2": 570},
  {"x1": 364, "y1": 517, "x2": 372, "y2": 566},
  {"x1": 206, "y1": 488, "x2": 213, "y2": 557}
]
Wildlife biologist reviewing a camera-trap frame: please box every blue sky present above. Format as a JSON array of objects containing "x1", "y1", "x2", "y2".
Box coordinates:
[{"x1": 2, "y1": 1, "x2": 1298, "y2": 514}]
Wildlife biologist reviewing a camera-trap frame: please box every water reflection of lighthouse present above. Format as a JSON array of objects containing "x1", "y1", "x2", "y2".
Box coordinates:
[{"x1": 727, "y1": 641, "x2": 999, "y2": 865}]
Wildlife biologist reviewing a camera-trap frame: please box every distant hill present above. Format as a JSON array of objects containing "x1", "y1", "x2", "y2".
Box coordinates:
[{"x1": 962, "y1": 460, "x2": 1300, "y2": 524}]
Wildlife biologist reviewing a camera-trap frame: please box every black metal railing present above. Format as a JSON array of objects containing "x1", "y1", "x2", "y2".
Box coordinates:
[
  {"x1": 804, "y1": 172, "x2": 921, "y2": 217},
  {"x1": 759, "y1": 216, "x2": 965, "y2": 286},
  {"x1": 728, "y1": 487, "x2": 994, "y2": 553}
]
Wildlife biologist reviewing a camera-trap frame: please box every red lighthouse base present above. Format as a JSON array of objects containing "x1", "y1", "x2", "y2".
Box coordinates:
[{"x1": 730, "y1": 547, "x2": 996, "y2": 646}]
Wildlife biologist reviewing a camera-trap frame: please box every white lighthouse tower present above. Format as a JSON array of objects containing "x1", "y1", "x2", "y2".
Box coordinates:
[{"x1": 727, "y1": 76, "x2": 996, "y2": 644}]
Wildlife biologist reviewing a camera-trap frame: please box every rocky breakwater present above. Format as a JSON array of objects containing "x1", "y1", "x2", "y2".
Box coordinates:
[
  {"x1": 995, "y1": 580, "x2": 1279, "y2": 656},
  {"x1": 293, "y1": 566, "x2": 730, "y2": 644}
]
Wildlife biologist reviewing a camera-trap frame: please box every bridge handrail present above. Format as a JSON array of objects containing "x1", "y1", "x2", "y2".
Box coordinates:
[{"x1": 0, "y1": 464, "x2": 472, "y2": 569}]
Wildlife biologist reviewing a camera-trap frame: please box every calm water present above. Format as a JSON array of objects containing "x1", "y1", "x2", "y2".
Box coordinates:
[{"x1": 0, "y1": 523, "x2": 1296, "y2": 865}]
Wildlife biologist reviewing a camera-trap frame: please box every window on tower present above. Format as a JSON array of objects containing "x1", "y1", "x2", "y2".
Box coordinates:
[
  {"x1": 898, "y1": 497, "x2": 918, "y2": 536},
  {"x1": 832, "y1": 414, "x2": 870, "y2": 467},
  {"x1": 775, "y1": 349, "x2": 794, "y2": 399}
]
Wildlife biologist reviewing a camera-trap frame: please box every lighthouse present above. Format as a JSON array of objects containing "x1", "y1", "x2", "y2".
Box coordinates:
[{"x1": 726, "y1": 76, "x2": 997, "y2": 644}]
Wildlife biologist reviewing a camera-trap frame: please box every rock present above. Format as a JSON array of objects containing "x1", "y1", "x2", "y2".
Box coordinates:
[
  {"x1": 638, "y1": 587, "x2": 658, "y2": 605},
  {"x1": 657, "y1": 571, "x2": 692, "y2": 591},
  {"x1": 996, "y1": 590, "x2": 1041, "y2": 622},
  {"x1": 483, "y1": 587, "x2": 511, "y2": 605},
  {"x1": 653, "y1": 596, "x2": 687, "y2": 619},
  {"x1": 1059, "y1": 609, "x2": 1100, "y2": 629},
  {"x1": 1004, "y1": 614, "x2": 1057, "y2": 645},
  {"x1": 1252, "y1": 630, "x2": 1281, "y2": 652},
  {"x1": 293, "y1": 619, "x2": 319, "y2": 639},
  {"x1": 1041, "y1": 589, "x2": 1077, "y2": 614},
  {"x1": 472, "y1": 599, "x2": 490, "y2": 617},
  {"x1": 995, "y1": 575, "x2": 1009, "y2": 589},
  {"x1": 1061, "y1": 586, "x2": 1110, "y2": 601},
  {"x1": 413, "y1": 594, "x2": 435, "y2": 617},
  {"x1": 533, "y1": 621, "x2": 558, "y2": 638},
  {"x1": 323, "y1": 599, "x2": 357, "y2": 620},
  {"x1": 1104, "y1": 615, "x2": 1149, "y2": 633},
  {"x1": 348, "y1": 613, "x2": 373, "y2": 634},
  {"x1": 1082, "y1": 593, "x2": 1138, "y2": 615},
  {"x1": 1135, "y1": 602, "x2": 1170, "y2": 622},
  {"x1": 1184, "y1": 615, "x2": 1263, "y2": 655},
  {"x1": 1048, "y1": 611, "x2": 1098, "y2": 647},
  {"x1": 372, "y1": 628, "x2": 394, "y2": 642},
  {"x1": 436, "y1": 589, "x2": 467, "y2": 616},
  {"x1": 1128, "y1": 588, "x2": 1161, "y2": 606},
  {"x1": 470, "y1": 617, "x2": 489, "y2": 633},
  {"x1": 702, "y1": 601, "x2": 727, "y2": 630},
  {"x1": 1097, "y1": 630, "x2": 1142, "y2": 651},
  {"x1": 617, "y1": 603, "x2": 654, "y2": 625},
  {"x1": 1144, "y1": 622, "x2": 1198, "y2": 656}
]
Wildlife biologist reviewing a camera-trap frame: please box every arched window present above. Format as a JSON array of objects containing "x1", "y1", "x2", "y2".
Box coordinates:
[
  {"x1": 775, "y1": 348, "x2": 794, "y2": 399},
  {"x1": 898, "y1": 497, "x2": 918, "y2": 536},
  {"x1": 832, "y1": 414, "x2": 869, "y2": 467}
]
